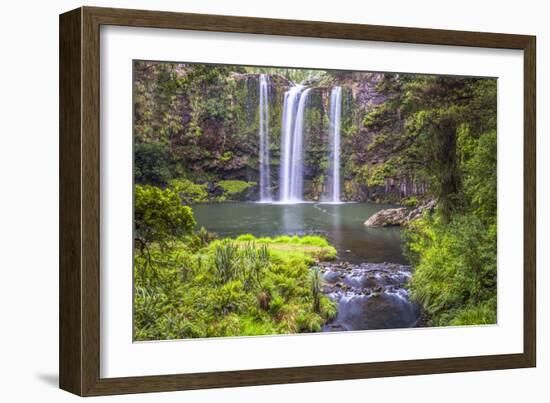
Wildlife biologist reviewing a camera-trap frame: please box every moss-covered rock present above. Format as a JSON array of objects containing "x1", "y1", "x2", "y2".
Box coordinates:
[{"x1": 216, "y1": 180, "x2": 257, "y2": 201}]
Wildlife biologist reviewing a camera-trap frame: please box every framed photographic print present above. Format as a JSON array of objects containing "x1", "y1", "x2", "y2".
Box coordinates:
[{"x1": 59, "y1": 6, "x2": 536, "y2": 396}]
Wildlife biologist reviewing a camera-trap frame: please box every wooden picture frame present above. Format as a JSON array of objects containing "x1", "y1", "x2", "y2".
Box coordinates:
[{"x1": 59, "y1": 6, "x2": 536, "y2": 396}]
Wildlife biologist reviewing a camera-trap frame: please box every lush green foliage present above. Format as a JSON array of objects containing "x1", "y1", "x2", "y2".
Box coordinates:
[
  {"x1": 393, "y1": 81, "x2": 498, "y2": 326},
  {"x1": 366, "y1": 75, "x2": 496, "y2": 214},
  {"x1": 235, "y1": 234, "x2": 337, "y2": 260},
  {"x1": 133, "y1": 62, "x2": 498, "y2": 330},
  {"x1": 216, "y1": 180, "x2": 256, "y2": 201},
  {"x1": 134, "y1": 185, "x2": 195, "y2": 248},
  {"x1": 133, "y1": 188, "x2": 337, "y2": 340},
  {"x1": 169, "y1": 178, "x2": 209, "y2": 204},
  {"x1": 167, "y1": 178, "x2": 258, "y2": 203},
  {"x1": 134, "y1": 234, "x2": 337, "y2": 340},
  {"x1": 405, "y1": 214, "x2": 496, "y2": 326},
  {"x1": 134, "y1": 61, "x2": 266, "y2": 194},
  {"x1": 134, "y1": 142, "x2": 173, "y2": 186}
]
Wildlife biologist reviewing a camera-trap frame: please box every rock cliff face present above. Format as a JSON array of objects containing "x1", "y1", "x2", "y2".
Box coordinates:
[
  {"x1": 233, "y1": 71, "x2": 425, "y2": 202},
  {"x1": 134, "y1": 62, "x2": 428, "y2": 203},
  {"x1": 265, "y1": 72, "x2": 428, "y2": 202}
]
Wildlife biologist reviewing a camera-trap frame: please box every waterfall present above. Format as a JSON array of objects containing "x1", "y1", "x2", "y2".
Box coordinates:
[
  {"x1": 279, "y1": 87, "x2": 302, "y2": 202},
  {"x1": 279, "y1": 86, "x2": 311, "y2": 203},
  {"x1": 258, "y1": 74, "x2": 272, "y2": 201},
  {"x1": 327, "y1": 86, "x2": 342, "y2": 203}
]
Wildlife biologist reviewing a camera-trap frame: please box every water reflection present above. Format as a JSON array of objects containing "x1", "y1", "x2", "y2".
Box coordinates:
[{"x1": 281, "y1": 204, "x2": 303, "y2": 235}]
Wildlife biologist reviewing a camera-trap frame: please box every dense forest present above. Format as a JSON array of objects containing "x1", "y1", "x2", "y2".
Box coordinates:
[
  {"x1": 374, "y1": 74, "x2": 498, "y2": 325},
  {"x1": 133, "y1": 61, "x2": 497, "y2": 340}
]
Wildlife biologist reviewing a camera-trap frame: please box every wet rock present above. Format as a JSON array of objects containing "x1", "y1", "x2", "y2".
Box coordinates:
[
  {"x1": 364, "y1": 207, "x2": 408, "y2": 227},
  {"x1": 323, "y1": 271, "x2": 342, "y2": 284},
  {"x1": 321, "y1": 260, "x2": 420, "y2": 331},
  {"x1": 405, "y1": 199, "x2": 437, "y2": 222},
  {"x1": 364, "y1": 199, "x2": 437, "y2": 227}
]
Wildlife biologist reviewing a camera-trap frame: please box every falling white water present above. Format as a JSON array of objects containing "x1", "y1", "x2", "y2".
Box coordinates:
[
  {"x1": 279, "y1": 87, "x2": 301, "y2": 202},
  {"x1": 258, "y1": 74, "x2": 272, "y2": 202},
  {"x1": 279, "y1": 86, "x2": 311, "y2": 203},
  {"x1": 328, "y1": 86, "x2": 342, "y2": 203}
]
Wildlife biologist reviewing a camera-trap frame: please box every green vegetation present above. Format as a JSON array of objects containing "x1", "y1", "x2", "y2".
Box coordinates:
[
  {"x1": 216, "y1": 180, "x2": 256, "y2": 201},
  {"x1": 166, "y1": 178, "x2": 258, "y2": 204},
  {"x1": 169, "y1": 178, "x2": 208, "y2": 204},
  {"x1": 367, "y1": 76, "x2": 498, "y2": 326},
  {"x1": 405, "y1": 213, "x2": 496, "y2": 326},
  {"x1": 134, "y1": 185, "x2": 195, "y2": 248},
  {"x1": 134, "y1": 186, "x2": 337, "y2": 340},
  {"x1": 402, "y1": 196, "x2": 419, "y2": 207},
  {"x1": 235, "y1": 234, "x2": 337, "y2": 261},
  {"x1": 133, "y1": 61, "x2": 498, "y2": 332},
  {"x1": 243, "y1": 66, "x2": 326, "y2": 85}
]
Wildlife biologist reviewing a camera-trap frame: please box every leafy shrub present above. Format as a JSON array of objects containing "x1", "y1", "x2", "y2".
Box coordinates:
[
  {"x1": 364, "y1": 160, "x2": 399, "y2": 187},
  {"x1": 402, "y1": 196, "x2": 419, "y2": 207},
  {"x1": 134, "y1": 185, "x2": 195, "y2": 247},
  {"x1": 309, "y1": 268, "x2": 322, "y2": 313},
  {"x1": 319, "y1": 296, "x2": 337, "y2": 319},
  {"x1": 196, "y1": 226, "x2": 217, "y2": 246},
  {"x1": 134, "y1": 142, "x2": 172, "y2": 186},
  {"x1": 448, "y1": 297, "x2": 497, "y2": 326},
  {"x1": 219, "y1": 151, "x2": 234, "y2": 162},
  {"x1": 268, "y1": 294, "x2": 285, "y2": 316},
  {"x1": 169, "y1": 178, "x2": 208, "y2": 204},
  {"x1": 297, "y1": 311, "x2": 324, "y2": 332},
  {"x1": 213, "y1": 240, "x2": 240, "y2": 284},
  {"x1": 459, "y1": 130, "x2": 497, "y2": 224},
  {"x1": 217, "y1": 180, "x2": 256, "y2": 200},
  {"x1": 405, "y1": 213, "x2": 496, "y2": 326}
]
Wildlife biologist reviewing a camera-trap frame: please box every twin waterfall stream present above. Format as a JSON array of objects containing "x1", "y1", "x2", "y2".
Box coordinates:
[{"x1": 258, "y1": 74, "x2": 342, "y2": 204}]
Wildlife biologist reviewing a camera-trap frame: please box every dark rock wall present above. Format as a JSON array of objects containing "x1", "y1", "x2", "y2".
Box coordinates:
[{"x1": 134, "y1": 62, "x2": 426, "y2": 202}]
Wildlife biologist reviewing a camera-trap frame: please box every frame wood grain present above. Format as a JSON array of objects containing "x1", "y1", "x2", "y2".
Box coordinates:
[{"x1": 59, "y1": 6, "x2": 536, "y2": 396}]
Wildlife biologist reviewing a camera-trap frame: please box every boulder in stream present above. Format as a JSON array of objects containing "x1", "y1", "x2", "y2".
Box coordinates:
[
  {"x1": 364, "y1": 207, "x2": 408, "y2": 227},
  {"x1": 364, "y1": 199, "x2": 437, "y2": 227}
]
